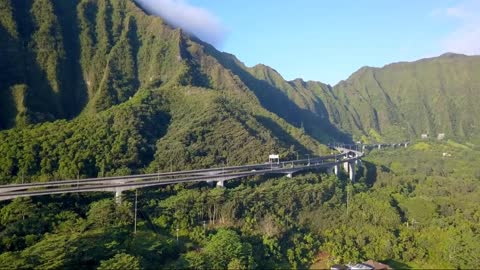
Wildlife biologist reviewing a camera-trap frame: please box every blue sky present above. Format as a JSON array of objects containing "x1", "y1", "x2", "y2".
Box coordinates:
[{"x1": 136, "y1": 0, "x2": 480, "y2": 85}]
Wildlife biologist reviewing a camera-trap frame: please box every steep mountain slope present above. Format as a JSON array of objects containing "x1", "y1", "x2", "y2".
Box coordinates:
[
  {"x1": 243, "y1": 53, "x2": 480, "y2": 143},
  {"x1": 186, "y1": 42, "x2": 351, "y2": 143},
  {"x1": 0, "y1": 0, "x2": 328, "y2": 183},
  {"x1": 0, "y1": 0, "x2": 186, "y2": 128},
  {"x1": 2, "y1": 0, "x2": 480, "y2": 185},
  {"x1": 329, "y1": 53, "x2": 480, "y2": 142}
]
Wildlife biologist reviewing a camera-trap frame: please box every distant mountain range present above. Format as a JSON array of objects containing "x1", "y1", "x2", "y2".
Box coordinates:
[{"x1": 0, "y1": 0, "x2": 479, "y2": 179}]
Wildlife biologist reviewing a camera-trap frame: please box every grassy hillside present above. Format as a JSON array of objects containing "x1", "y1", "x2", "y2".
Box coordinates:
[
  {"x1": 1, "y1": 1, "x2": 480, "y2": 268},
  {"x1": 0, "y1": 0, "x2": 329, "y2": 184},
  {"x1": 3, "y1": 1, "x2": 478, "y2": 147},
  {"x1": 328, "y1": 53, "x2": 480, "y2": 142},
  {"x1": 0, "y1": 0, "x2": 185, "y2": 127},
  {"x1": 190, "y1": 46, "x2": 352, "y2": 143},
  {"x1": 239, "y1": 52, "x2": 480, "y2": 143}
]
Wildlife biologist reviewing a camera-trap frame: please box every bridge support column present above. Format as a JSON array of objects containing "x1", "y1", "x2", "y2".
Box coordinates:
[
  {"x1": 329, "y1": 165, "x2": 338, "y2": 176},
  {"x1": 286, "y1": 173, "x2": 293, "y2": 178},
  {"x1": 115, "y1": 188, "x2": 123, "y2": 204},
  {"x1": 216, "y1": 180, "x2": 224, "y2": 188},
  {"x1": 348, "y1": 162, "x2": 356, "y2": 182},
  {"x1": 114, "y1": 187, "x2": 131, "y2": 204},
  {"x1": 378, "y1": 145, "x2": 381, "y2": 150},
  {"x1": 343, "y1": 162, "x2": 350, "y2": 173}
]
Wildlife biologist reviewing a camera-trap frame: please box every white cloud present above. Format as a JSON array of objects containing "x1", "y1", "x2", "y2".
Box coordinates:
[
  {"x1": 134, "y1": 0, "x2": 227, "y2": 47},
  {"x1": 443, "y1": 25, "x2": 480, "y2": 54},
  {"x1": 445, "y1": 6, "x2": 469, "y2": 18},
  {"x1": 435, "y1": 1, "x2": 480, "y2": 55}
]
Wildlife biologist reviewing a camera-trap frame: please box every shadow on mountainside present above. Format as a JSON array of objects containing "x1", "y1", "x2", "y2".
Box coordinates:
[
  {"x1": 52, "y1": 0, "x2": 90, "y2": 118},
  {"x1": 0, "y1": 0, "x2": 92, "y2": 129},
  {"x1": 363, "y1": 160, "x2": 378, "y2": 187},
  {"x1": 194, "y1": 39, "x2": 353, "y2": 144},
  {"x1": 255, "y1": 115, "x2": 312, "y2": 155}
]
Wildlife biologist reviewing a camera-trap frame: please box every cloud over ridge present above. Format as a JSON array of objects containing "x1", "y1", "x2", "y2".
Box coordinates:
[
  {"x1": 434, "y1": 1, "x2": 480, "y2": 55},
  {"x1": 134, "y1": 0, "x2": 227, "y2": 47}
]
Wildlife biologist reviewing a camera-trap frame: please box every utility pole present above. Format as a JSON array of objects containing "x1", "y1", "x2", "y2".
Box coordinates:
[
  {"x1": 134, "y1": 189, "x2": 138, "y2": 234},
  {"x1": 203, "y1": 220, "x2": 206, "y2": 237},
  {"x1": 176, "y1": 224, "x2": 179, "y2": 243},
  {"x1": 346, "y1": 184, "x2": 349, "y2": 217}
]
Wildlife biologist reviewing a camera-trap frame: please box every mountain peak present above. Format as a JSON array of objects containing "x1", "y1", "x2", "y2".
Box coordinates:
[{"x1": 439, "y1": 52, "x2": 467, "y2": 58}]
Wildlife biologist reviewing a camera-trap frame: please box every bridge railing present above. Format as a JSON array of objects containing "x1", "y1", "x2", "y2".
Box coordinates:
[{"x1": 0, "y1": 146, "x2": 375, "y2": 201}]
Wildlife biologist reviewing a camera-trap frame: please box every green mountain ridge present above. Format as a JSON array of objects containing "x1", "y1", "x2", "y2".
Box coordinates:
[
  {"x1": 2, "y1": 1, "x2": 480, "y2": 269},
  {"x1": 1, "y1": 0, "x2": 480, "y2": 183},
  {"x1": 244, "y1": 52, "x2": 480, "y2": 143},
  {"x1": 330, "y1": 53, "x2": 480, "y2": 142},
  {"x1": 0, "y1": 0, "x2": 328, "y2": 183}
]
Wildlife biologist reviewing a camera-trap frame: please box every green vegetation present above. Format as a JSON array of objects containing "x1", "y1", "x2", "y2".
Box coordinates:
[
  {"x1": 326, "y1": 54, "x2": 480, "y2": 142},
  {"x1": 0, "y1": 83, "x2": 326, "y2": 183},
  {"x1": 2, "y1": 0, "x2": 479, "y2": 144},
  {"x1": 222, "y1": 53, "x2": 480, "y2": 143},
  {"x1": 0, "y1": 0, "x2": 328, "y2": 184},
  {"x1": 1, "y1": 0, "x2": 480, "y2": 268},
  {"x1": 1, "y1": 142, "x2": 479, "y2": 268}
]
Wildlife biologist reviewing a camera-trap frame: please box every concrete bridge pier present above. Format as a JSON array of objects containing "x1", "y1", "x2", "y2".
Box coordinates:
[
  {"x1": 214, "y1": 175, "x2": 245, "y2": 188},
  {"x1": 282, "y1": 170, "x2": 299, "y2": 178},
  {"x1": 328, "y1": 165, "x2": 339, "y2": 176},
  {"x1": 348, "y1": 162, "x2": 356, "y2": 182},
  {"x1": 114, "y1": 187, "x2": 130, "y2": 204},
  {"x1": 115, "y1": 190, "x2": 122, "y2": 204},
  {"x1": 343, "y1": 162, "x2": 350, "y2": 173},
  {"x1": 378, "y1": 144, "x2": 381, "y2": 150}
]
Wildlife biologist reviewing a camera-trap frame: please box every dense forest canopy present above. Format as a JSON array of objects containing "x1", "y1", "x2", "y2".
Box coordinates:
[
  {"x1": 1, "y1": 0, "x2": 480, "y2": 269},
  {"x1": 1, "y1": 141, "x2": 479, "y2": 269}
]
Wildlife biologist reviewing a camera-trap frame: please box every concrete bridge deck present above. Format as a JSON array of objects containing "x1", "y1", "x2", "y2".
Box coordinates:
[{"x1": 0, "y1": 143, "x2": 402, "y2": 202}]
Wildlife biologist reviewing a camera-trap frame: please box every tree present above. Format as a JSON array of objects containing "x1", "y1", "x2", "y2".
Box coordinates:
[
  {"x1": 97, "y1": 253, "x2": 141, "y2": 270},
  {"x1": 203, "y1": 229, "x2": 254, "y2": 269},
  {"x1": 87, "y1": 199, "x2": 132, "y2": 228}
]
